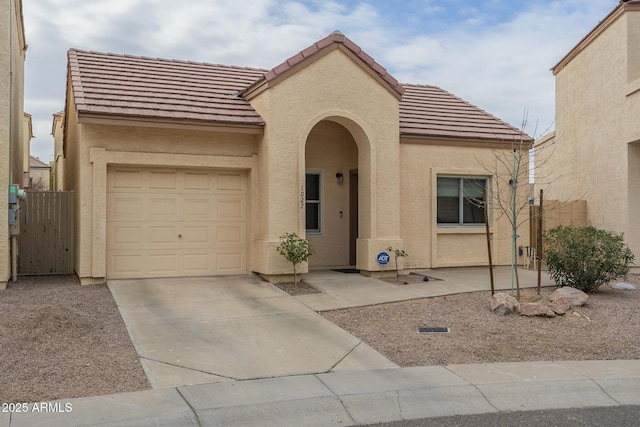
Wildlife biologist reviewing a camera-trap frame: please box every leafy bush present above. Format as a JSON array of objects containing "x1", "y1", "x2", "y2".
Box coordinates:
[
  {"x1": 544, "y1": 226, "x2": 635, "y2": 293},
  {"x1": 276, "y1": 232, "x2": 314, "y2": 285}
]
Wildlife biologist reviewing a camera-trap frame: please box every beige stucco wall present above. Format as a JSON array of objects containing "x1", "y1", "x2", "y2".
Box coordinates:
[
  {"x1": 539, "y1": 8, "x2": 640, "y2": 265},
  {"x1": 400, "y1": 141, "x2": 527, "y2": 269},
  {"x1": 52, "y1": 113, "x2": 64, "y2": 190},
  {"x1": 249, "y1": 47, "x2": 403, "y2": 276},
  {"x1": 0, "y1": 0, "x2": 26, "y2": 287}
]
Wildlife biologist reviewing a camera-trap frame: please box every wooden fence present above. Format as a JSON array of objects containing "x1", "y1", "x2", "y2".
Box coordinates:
[
  {"x1": 530, "y1": 199, "x2": 587, "y2": 258},
  {"x1": 18, "y1": 191, "x2": 75, "y2": 275}
]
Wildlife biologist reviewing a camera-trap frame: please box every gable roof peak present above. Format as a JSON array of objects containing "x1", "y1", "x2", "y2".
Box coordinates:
[{"x1": 242, "y1": 32, "x2": 404, "y2": 99}]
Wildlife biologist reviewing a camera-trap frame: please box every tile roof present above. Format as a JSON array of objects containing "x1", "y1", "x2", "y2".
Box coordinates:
[
  {"x1": 400, "y1": 84, "x2": 530, "y2": 142},
  {"x1": 68, "y1": 50, "x2": 267, "y2": 126},
  {"x1": 67, "y1": 34, "x2": 529, "y2": 143},
  {"x1": 29, "y1": 156, "x2": 50, "y2": 168}
]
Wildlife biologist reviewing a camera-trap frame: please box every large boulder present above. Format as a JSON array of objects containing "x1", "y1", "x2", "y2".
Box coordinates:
[
  {"x1": 518, "y1": 302, "x2": 556, "y2": 317},
  {"x1": 491, "y1": 292, "x2": 520, "y2": 315},
  {"x1": 549, "y1": 287, "x2": 589, "y2": 307}
]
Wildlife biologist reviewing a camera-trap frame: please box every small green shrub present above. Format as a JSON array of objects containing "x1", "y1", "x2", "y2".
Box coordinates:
[
  {"x1": 544, "y1": 226, "x2": 635, "y2": 293},
  {"x1": 276, "y1": 232, "x2": 314, "y2": 285}
]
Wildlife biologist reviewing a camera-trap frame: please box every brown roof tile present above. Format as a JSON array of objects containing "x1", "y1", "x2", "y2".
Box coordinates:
[
  {"x1": 399, "y1": 84, "x2": 531, "y2": 142},
  {"x1": 68, "y1": 49, "x2": 267, "y2": 126},
  {"x1": 67, "y1": 34, "x2": 529, "y2": 143}
]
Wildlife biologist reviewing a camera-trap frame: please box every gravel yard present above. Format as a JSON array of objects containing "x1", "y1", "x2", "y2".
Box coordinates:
[
  {"x1": 1, "y1": 272, "x2": 639, "y2": 404},
  {"x1": 322, "y1": 273, "x2": 640, "y2": 366},
  {"x1": 0, "y1": 276, "x2": 149, "y2": 403}
]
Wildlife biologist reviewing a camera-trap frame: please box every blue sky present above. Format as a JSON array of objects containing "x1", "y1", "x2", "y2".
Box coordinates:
[{"x1": 23, "y1": 0, "x2": 618, "y2": 162}]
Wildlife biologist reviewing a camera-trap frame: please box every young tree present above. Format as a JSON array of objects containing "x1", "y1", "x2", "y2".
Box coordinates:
[
  {"x1": 276, "y1": 232, "x2": 314, "y2": 285},
  {"x1": 475, "y1": 114, "x2": 557, "y2": 299},
  {"x1": 387, "y1": 246, "x2": 408, "y2": 279}
]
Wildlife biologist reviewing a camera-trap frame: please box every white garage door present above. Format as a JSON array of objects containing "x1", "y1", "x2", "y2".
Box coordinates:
[{"x1": 106, "y1": 166, "x2": 248, "y2": 279}]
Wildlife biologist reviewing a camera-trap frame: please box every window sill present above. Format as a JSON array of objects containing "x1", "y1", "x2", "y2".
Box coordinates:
[{"x1": 437, "y1": 226, "x2": 492, "y2": 235}]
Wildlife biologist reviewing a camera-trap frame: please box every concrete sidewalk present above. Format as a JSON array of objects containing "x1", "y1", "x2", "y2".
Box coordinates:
[
  {"x1": 7, "y1": 360, "x2": 640, "y2": 426},
  {"x1": 299, "y1": 267, "x2": 555, "y2": 311}
]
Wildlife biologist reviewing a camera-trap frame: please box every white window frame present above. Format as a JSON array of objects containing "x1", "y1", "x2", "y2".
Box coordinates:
[
  {"x1": 305, "y1": 170, "x2": 323, "y2": 235},
  {"x1": 437, "y1": 176, "x2": 488, "y2": 227}
]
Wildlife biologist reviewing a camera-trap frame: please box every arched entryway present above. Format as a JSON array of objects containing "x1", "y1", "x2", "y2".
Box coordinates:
[{"x1": 304, "y1": 119, "x2": 359, "y2": 268}]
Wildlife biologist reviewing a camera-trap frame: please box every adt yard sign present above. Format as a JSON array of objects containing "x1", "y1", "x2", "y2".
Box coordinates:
[{"x1": 377, "y1": 251, "x2": 390, "y2": 265}]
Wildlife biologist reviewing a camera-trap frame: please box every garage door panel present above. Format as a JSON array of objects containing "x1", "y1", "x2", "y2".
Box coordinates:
[
  {"x1": 216, "y1": 252, "x2": 245, "y2": 272},
  {"x1": 149, "y1": 197, "x2": 179, "y2": 219},
  {"x1": 148, "y1": 253, "x2": 180, "y2": 275},
  {"x1": 216, "y1": 224, "x2": 245, "y2": 246},
  {"x1": 107, "y1": 166, "x2": 248, "y2": 279},
  {"x1": 183, "y1": 198, "x2": 212, "y2": 220},
  {"x1": 149, "y1": 170, "x2": 178, "y2": 190},
  {"x1": 184, "y1": 171, "x2": 213, "y2": 191},
  {"x1": 109, "y1": 169, "x2": 143, "y2": 191},
  {"x1": 217, "y1": 172, "x2": 245, "y2": 192},
  {"x1": 183, "y1": 252, "x2": 211, "y2": 273},
  {"x1": 108, "y1": 225, "x2": 145, "y2": 249},
  {"x1": 182, "y1": 225, "x2": 212, "y2": 244},
  {"x1": 108, "y1": 195, "x2": 145, "y2": 218},
  {"x1": 149, "y1": 226, "x2": 179, "y2": 245},
  {"x1": 110, "y1": 253, "x2": 146, "y2": 276},
  {"x1": 216, "y1": 198, "x2": 245, "y2": 219}
]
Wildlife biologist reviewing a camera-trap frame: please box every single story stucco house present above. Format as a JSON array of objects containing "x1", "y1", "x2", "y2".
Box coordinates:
[{"x1": 57, "y1": 32, "x2": 532, "y2": 284}]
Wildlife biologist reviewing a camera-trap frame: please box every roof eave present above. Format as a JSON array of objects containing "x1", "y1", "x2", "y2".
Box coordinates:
[
  {"x1": 552, "y1": 1, "x2": 640, "y2": 75},
  {"x1": 400, "y1": 133, "x2": 534, "y2": 150},
  {"x1": 77, "y1": 112, "x2": 265, "y2": 135}
]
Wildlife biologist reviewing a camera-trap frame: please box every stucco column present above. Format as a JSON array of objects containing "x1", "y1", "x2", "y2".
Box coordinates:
[{"x1": 89, "y1": 147, "x2": 107, "y2": 282}]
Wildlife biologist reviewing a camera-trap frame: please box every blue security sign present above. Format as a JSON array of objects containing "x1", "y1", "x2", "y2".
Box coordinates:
[{"x1": 377, "y1": 252, "x2": 390, "y2": 265}]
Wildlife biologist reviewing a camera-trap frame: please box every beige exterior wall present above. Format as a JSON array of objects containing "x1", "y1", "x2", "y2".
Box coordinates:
[
  {"x1": 52, "y1": 113, "x2": 64, "y2": 190},
  {"x1": 400, "y1": 141, "x2": 527, "y2": 269},
  {"x1": 539, "y1": 6, "x2": 640, "y2": 266},
  {"x1": 248, "y1": 47, "x2": 403, "y2": 277},
  {"x1": 0, "y1": 0, "x2": 26, "y2": 288}
]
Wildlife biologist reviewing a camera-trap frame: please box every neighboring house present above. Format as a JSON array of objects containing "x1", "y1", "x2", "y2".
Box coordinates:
[
  {"x1": 59, "y1": 32, "x2": 532, "y2": 284},
  {"x1": 0, "y1": 0, "x2": 27, "y2": 288},
  {"x1": 28, "y1": 156, "x2": 50, "y2": 191},
  {"x1": 52, "y1": 111, "x2": 64, "y2": 190},
  {"x1": 536, "y1": 0, "x2": 640, "y2": 270}
]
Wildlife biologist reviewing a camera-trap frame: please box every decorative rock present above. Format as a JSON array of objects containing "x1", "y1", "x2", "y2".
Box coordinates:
[
  {"x1": 549, "y1": 287, "x2": 588, "y2": 307},
  {"x1": 550, "y1": 297, "x2": 571, "y2": 315},
  {"x1": 518, "y1": 302, "x2": 556, "y2": 317},
  {"x1": 491, "y1": 292, "x2": 520, "y2": 315},
  {"x1": 611, "y1": 283, "x2": 636, "y2": 291}
]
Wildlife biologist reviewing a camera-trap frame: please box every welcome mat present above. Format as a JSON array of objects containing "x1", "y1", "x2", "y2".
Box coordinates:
[{"x1": 332, "y1": 268, "x2": 361, "y2": 274}]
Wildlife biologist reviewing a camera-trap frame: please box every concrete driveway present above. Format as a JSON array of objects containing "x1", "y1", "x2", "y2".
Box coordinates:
[{"x1": 108, "y1": 275, "x2": 396, "y2": 389}]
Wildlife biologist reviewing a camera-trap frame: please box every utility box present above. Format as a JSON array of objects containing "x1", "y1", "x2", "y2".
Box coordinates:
[{"x1": 8, "y1": 184, "x2": 25, "y2": 229}]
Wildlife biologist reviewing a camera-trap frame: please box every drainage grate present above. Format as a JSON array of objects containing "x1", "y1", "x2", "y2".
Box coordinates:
[{"x1": 419, "y1": 327, "x2": 449, "y2": 334}]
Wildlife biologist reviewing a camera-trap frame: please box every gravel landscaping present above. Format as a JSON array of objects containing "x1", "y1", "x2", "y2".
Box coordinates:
[
  {"x1": 1, "y1": 271, "x2": 639, "y2": 404},
  {"x1": 0, "y1": 275, "x2": 150, "y2": 403}
]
